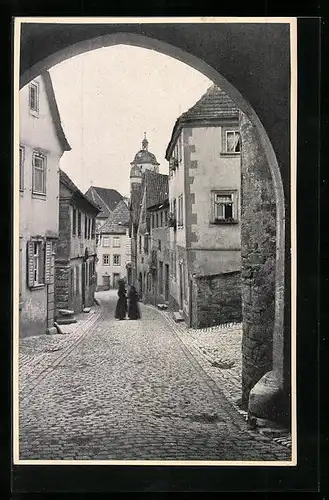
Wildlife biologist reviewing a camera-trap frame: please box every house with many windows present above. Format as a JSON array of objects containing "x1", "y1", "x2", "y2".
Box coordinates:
[
  {"x1": 165, "y1": 84, "x2": 243, "y2": 328},
  {"x1": 96, "y1": 200, "x2": 131, "y2": 290},
  {"x1": 54, "y1": 170, "x2": 100, "y2": 315},
  {"x1": 19, "y1": 71, "x2": 71, "y2": 337}
]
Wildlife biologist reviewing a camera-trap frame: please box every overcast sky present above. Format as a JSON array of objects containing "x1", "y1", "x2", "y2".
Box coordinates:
[{"x1": 49, "y1": 45, "x2": 212, "y2": 198}]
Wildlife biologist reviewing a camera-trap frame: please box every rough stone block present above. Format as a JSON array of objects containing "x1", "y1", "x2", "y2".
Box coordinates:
[{"x1": 46, "y1": 327, "x2": 58, "y2": 335}]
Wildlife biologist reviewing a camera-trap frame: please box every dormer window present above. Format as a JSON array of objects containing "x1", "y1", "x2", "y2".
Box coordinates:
[{"x1": 29, "y1": 81, "x2": 39, "y2": 115}]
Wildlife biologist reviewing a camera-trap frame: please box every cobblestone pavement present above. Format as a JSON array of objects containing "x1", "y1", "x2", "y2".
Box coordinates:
[{"x1": 19, "y1": 291, "x2": 291, "y2": 462}]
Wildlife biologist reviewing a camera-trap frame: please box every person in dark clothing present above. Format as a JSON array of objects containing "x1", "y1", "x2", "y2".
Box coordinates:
[
  {"x1": 128, "y1": 284, "x2": 141, "y2": 320},
  {"x1": 115, "y1": 280, "x2": 127, "y2": 320}
]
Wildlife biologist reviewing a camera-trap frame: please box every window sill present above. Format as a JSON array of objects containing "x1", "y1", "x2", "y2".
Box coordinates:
[
  {"x1": 29, "y1": 110, "x2": 39, "y2": 118},
  {"x1": 30, "y1": 283, "x2": 45, "y2": 290},
  {"x1": 220, "y1": 153, "x2": 241, "y2": 157},
  {"x1": 211, "y1": 220, "x2": 239, "y2": 225},
  {"x1": 32, "y1": 192, "x2": 47, "y2": 200}
]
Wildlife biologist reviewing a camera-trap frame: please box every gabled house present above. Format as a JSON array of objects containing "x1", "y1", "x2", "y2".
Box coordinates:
[
  {"x1": 55, "y1": 170, "x2": 100, "y2": 315},
  {"x1": 96, "y1": 200, "x2": 131, "y2": 290},
  {"x1": 165, "y1": 84, "x2": 242, "y2": 328},
  {"x1": 19, "y1": 71, "x2": 71, "y2": 337},
  {"x1": 85, "y1": 185, "x2": 123, "y2": 232}
]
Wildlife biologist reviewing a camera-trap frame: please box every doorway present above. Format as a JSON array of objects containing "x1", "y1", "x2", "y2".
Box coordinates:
[
  {"x1": 165, "y1": 264, "x2": 169, "y2": 301},
  {"x1": 81, "y1": 262, "x2": 86, "y2": 308},
  {"x1": 179, "y1": 263, "x2": 184, "y2": 310},
  {"x1": 113, "y1": 273, "x2": 120, "y2": 288}
]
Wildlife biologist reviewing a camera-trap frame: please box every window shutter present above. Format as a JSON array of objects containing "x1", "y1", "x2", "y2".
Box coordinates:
[
  {"x1": 44, "y1": 240, "x2": 52, "y2": 284},
  {"x1": 26, "y1": 241, "x2": 34, "y2": 288}
]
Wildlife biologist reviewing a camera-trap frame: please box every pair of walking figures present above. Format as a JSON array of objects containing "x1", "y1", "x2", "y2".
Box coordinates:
[{"x1": 115, "y1": 280, "x2": 141, "y2": 320}]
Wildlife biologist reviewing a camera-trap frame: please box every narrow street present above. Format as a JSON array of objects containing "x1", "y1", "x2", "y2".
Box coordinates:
[{"x1": 19, "y1": 291, "x2": 290, "y2": 461}]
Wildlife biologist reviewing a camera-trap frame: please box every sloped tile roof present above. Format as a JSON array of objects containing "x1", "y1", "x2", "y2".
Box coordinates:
[
  {"x1": 166, "y1": 84, "x2": 239, "y2": 159},
  {"x1": 130, "y1": 183, "x2": 143, "y2": 227},
  {"x1": 143, "y1": 170, "x2": 169, "y2": 209},
  {"x1": 99, "y1": 200, "x2": 130, "y2": 234},
  {"x1": 85, "y1": 186, "x2": 123, "y2": 218},
  {"x1": 60, "y1": 170, "x2": 100, "y2": 213},
  {"x1": 180, "y1": 84, "x2": 239, "y2": 122}
]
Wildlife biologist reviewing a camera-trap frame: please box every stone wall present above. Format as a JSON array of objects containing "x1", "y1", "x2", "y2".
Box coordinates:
[
  {"x1": 54, "y1": 263, "x2": 70, "y2": 313},
  {"x1": 191, "y1": 271, "x2": 242, "y2": 329},
  {"x1": 240, "y1": 112, "x2": 277, "y2": 407},
  {"x1": 57, "y1": 201, "x2": 70, "y2": 260}
]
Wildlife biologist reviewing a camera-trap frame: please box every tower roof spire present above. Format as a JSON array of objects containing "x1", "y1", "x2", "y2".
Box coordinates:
[{"x1": 142, "y1": 132, "x2": 148, "y2": 151}]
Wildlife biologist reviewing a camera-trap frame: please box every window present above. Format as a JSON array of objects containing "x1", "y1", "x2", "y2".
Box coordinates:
[
  {"x1": 26, "y1": 240, "x2": 48, "y2": 287},
  {"x1": 113, "y1": 237, "x2": 120, "y2": 248},
  {"x1": 29, "y1": 81, "x2": 39, "y2": 114},
  {"x1": 19, "y1": 146, "x2": 24, "y2": 192},
  {"x1": 224, "y1": 130, "x2": 241, "y2": 154},
  {"x1": 103, "y1": 254, "x2": 110, "y2": 265},
  {"x1": 152, "y1": 214, "x2": 155, "y2": 229},
  {"x1": 164, "y1": 210, "x2": 168, "y2": 225},
  {"x1": 156, "y1": 213, "x2": 159, "y2": 228},
  {"x1": 113, "y1": 254, "x2": 121, "y2": 266},
  {"x1": 103, "y1": 236, "x2": 110, "y2": 247},
  {"x1": 32, "y1": 152, "x2": 46, "y2": 195},
  {"x1": 76, "y1": 266, "x2": 80, "y2": 295},
  {"x1": 91, "y1": 219, "x2": 96, "y2": 239},
  {"x1": 33, "y1": 242, "x2": 42, "y2": 284},
  {"x1": 144, "y1": 235, "x2": 149, "y2": 254},
  {"x1": 160, "y1": 211, "x2": 163, "y2": 227},
  {"x1": 88, "y1": 218, "x2": 91, "y2": 239},
  {"x1": 158, "y1": 239, "x2": 161, "y2": 251},
  {"x1": 72, "y1": 208, "x2": 77, "y2": 236},
  {"x1": 178, "y1": 195, "x2": 184, "y2": 227},
  {"x1": 78, "y1": 211, "x2": 82, "y2": 237},
  {"x1": 173, "y1": 198, "x2": 177, "y2": 218},
  {"x1": 212, "y1": 191, "x2": 238, "y2": 223},
  {"x1": 139, "y1": 235, "x2": 142, "y2": 253},
  {"x1": 84, "y1": 216, "x2": 88, "y2": 239}
]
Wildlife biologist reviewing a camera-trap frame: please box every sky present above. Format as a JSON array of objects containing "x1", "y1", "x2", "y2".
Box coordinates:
[{"x1": 49, "y1": 45, "x2": 212, "y2": 198}]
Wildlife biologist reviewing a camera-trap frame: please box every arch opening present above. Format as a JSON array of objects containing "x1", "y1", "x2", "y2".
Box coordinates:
[{"x1": 19, "y1": 30, "x2": 288, "y2": 423}]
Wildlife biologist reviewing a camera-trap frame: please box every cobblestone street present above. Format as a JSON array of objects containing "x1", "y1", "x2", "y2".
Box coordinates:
[{"x1": 18, "y1": 291, "x2": 291, "y2": 462}]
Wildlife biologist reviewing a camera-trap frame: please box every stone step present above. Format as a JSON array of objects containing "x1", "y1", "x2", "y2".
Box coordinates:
[
  {"x1": 173, "y1": 311, "x2": 184, "y2": 323},
  {"x1": 57, "y1": 309, "x2": 75, "y2": 317},
  {"x1": 55, "y1": 317, "x2": 77, "y2": 325}
]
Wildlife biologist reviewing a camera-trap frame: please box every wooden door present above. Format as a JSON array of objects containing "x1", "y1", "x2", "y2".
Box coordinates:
[{"x1": 165, "y1": 264, "x2": 169, "y2": 301}]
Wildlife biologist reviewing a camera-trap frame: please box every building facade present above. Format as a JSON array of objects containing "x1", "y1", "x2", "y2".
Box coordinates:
[
  {"x1": 165, "y1": 85, "x2": 242, "y2": 328},
  {"x1": 129, "y1": 134, "x2": 161, "y2": 288},
  {"x1": 55, "y1": 171, "x2": 100, "y2": 315},
  {"x1": 133, "y1": 170, "x2": 169, "y2": 303},
  {"x1": 96, "y1": 200, "x2": 131, "y2": 290},
  {"x1": 19, "y1": 72, "x2": 71, "y2": 337},
  {"x1": 147, "y1": 198, "x2": 170, "y2": 305}
]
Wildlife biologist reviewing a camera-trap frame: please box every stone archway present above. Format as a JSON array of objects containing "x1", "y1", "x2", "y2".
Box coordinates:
[{"x1": 18, "y1": 27, "x2": 290, "y2": 423}]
